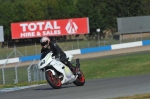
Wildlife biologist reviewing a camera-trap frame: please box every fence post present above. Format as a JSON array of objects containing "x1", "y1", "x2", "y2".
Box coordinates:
[
  {"x1": 33, "y1": 65, "x2": 40, "y2": 82},
  {"x1": 2, "y1": 60, "x2": 8, "y2": 85},
  {"x1": 43, "y1": 68, "x2": 46, "y2": 81},
  {"x1": 72, "y1": 44, "x2": 73, "y2": 50},
  {"x1": 14, "y1": 61, "x2": 22, "y2": 84},
  {"x1": 36, "y1": 65, "x2": 39, "y2": 81},
  {"x1": 77, "y1": 38, "x2": 79, "y2": 49},
  {"x1": 33, "y1": 65, "x2": 37, "y2": 82},
  {"x1": 27, "y1": 59, "x2": 36, "y2": 82},
  {"x1": 87, "y1": 42, "x2": 89, "y2": 48},
  {"x1": 14, "y1": 45, "x2": 17, "y2": 57},
  {"x1": 35, "y1": 42, "x2": 37, "y2": 55},
  {"x1": 25, "y1": 46, "x2": 27, "y2": 56},
  {"x1": 40, "y1": 70, "x2": 43, "y2": 81},
  {"x1": 39, "y1": 68, "x2": 45, "y2": 81}
]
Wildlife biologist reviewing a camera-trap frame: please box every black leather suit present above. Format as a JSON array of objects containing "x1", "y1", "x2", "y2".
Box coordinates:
[{"x1": 40, "y1": 41, "x2": 74, "y2": 69}]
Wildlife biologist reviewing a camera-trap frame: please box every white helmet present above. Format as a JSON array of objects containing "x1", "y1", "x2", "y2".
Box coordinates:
[{"x1": 40, "y1": 37, "x2": 50, "y2": 48}]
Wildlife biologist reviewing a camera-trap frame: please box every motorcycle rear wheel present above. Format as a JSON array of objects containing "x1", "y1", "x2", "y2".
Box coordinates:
[
  {"x1": 73, "y1": 70, "x2": 85, "y2": 86},
  {"x1": 45, "y1": 70, "x2": 62, "y2": 89}
]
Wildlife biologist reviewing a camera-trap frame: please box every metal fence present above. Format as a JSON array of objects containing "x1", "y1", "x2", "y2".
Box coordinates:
[
  {"x1": 0, "y1": 36, "x2": 150, "y2": 85},
  {"x1": 1, "y1": 36, "x2": 150, "y2": 60},
  {"x1": 0, "y1": 60, "x2": 45, "y2": 85}
]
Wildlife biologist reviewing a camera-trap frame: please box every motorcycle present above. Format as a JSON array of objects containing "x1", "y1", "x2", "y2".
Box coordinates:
[{"x1": 38, "y1": 52, "x2": 85, "y2": 89}]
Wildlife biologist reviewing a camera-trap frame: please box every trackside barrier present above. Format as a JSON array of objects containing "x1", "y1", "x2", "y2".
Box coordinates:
[
  {"x1": 33, "y1": 64, "x2": 45, "y2": 82},
  {"x1": 80, "y1": 40, "x2": 150, "y2": 54},
  {"x1": 1, "y1": 40, "x2": 150, "y2": 64},
  {"x1": 40, "y1": 68, "x2": 46, "y2": 81},
  {"x1": 20, "y1": 55, "x2": 40, "y2": 62},
  {"x1": 0, "y1": 58, "x2": 19, "y2": 65},
  {"x1": 111, "y1": 41, "x2": 142, "y2": 50},
  {"x1": 80, "y1": 45, "x2": 111, "y2": 54},
  {"x1": 27, "y1": 60, "x2": 36, "y2": 82},
  {"x1": 33, "y1": 65, "x2": 39, "y2": 82},
  {"x1": 142, "y1": 40, "x2": 150, "y2": 46},
  {"x1": 19, "y1": 50, "x2": 81, "y2": 62},
  {"x1": 0, "y1": 40, "x2": 150, "y2": 85},
  {"x1": 27, "y1": 60, "x2": 45, "y2": 82},
  {"x1": 2, "y1": 60, "x2": 8, "y2": 85},
  {"x1": 14, "y1": 61, "x2": 22, "y2": 84},
  {"x1": 10, "y1": 40, "x2": 150, "y2": 62}
]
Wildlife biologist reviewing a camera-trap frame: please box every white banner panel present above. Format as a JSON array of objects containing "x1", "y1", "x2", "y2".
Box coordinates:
[
  {"x1": 111, "y1": 41, "x2": 142, "y2": 50},
  {"x1": 0, "y1": 58, "x2": 19, "y2": 65},
  {"x1": 65, "y1": 49, "x2": 81, "y2": 55},
  {"x1": 0, "y1": 26, "x2": 4, "y2": 42}
]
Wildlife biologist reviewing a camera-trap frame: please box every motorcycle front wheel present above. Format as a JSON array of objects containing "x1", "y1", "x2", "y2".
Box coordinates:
[
  {"x1": 45, "y1": 70, "x2": 62, "y2": 89},
  {"x1": 73, "y1": 70, "x2": 85, "y2": 86}
]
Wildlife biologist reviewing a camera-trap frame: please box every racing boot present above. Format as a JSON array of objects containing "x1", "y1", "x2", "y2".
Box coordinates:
[
  {"x1": 70, "y1": 65, "x2": 81, "y2": 75},
  {"x1": 64, "y1": 60, "x2": 81, "y2": 75},
  {"x1": 66, "y1": 61, "x2": 81, "y2": 75}
]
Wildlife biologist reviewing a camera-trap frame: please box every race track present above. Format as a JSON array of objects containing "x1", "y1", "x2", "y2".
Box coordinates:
[
  {"x1": 1, "y1": 74, "x2": 150, "y2": 99},
  {"x1": 1, "y1": 45, "x2": 150, "y2": 99}
]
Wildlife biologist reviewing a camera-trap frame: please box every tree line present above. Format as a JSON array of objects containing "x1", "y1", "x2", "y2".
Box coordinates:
[{"x1": 0, "y1": 0, "x2": 150, "y2": 42}]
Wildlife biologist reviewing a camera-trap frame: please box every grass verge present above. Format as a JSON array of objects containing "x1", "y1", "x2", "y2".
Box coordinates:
[
  {"x1": 80, "y1": 51, "x2": 150, "y2": 79},
  {"x1": 109, "y1": 93, "x2": 150, "y2": 99}
]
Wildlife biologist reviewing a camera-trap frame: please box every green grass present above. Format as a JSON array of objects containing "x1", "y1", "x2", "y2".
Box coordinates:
[
  {"x1": 110, "y1": 93, "x2": 150, "y2": 99},
  {"x1": 80, "y1": 52, "x2": 150, "y2": 80},
  {"x1": 1, "y1": 51, "x2": 150, "y2": 88},
  {"x1": 0, "y1": 81, "x2": 47, "y2": 89},
  {"x1": 0, "y1": 66, "x2": 28, "y2": 84}
]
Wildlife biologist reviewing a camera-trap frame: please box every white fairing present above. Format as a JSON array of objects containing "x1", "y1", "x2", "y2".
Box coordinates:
[
  {"x1": 38, "y1": 52, "x2": 77, "y2": 85},
  {"x1": 38, "y1": 53, "x2": 53, "y2": 69},
  {"x1": 66, "y1": 53, "x2": 73, "y2": 62}
]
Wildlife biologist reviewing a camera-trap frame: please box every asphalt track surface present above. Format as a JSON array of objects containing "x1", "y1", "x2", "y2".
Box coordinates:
[{"x1": 1, "y1": 74, "x2": 150, "y2": 99}]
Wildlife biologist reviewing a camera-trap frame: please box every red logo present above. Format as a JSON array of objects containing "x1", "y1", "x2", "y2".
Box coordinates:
[{"x1": 65, "y1": 19, "x2": 78, "y2": 34}]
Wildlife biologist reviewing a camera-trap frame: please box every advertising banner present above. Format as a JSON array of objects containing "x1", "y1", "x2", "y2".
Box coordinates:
[
  {"x1": 11, "y1": 17, "x2": 89, "y2": 39},
  {"x1": 0, "y1": 26, "x2": 4, "y2": 42}
]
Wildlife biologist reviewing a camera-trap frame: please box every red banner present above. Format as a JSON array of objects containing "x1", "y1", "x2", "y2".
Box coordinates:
[{"x1": 11, "y1": 17, "x2": 89, "y2": 39}]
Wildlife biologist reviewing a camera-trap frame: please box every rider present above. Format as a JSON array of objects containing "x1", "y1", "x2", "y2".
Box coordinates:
[{"x1": 40, "y1": 36, "x2": 80, "y2": 75}]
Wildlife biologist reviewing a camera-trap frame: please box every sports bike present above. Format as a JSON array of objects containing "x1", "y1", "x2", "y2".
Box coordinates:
[{"x1": 38, "y1": 52, "x2": 85, "y2": 89}]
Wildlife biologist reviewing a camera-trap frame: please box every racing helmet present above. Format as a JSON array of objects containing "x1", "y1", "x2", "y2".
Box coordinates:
[{"x1": 40, "y1": 37, "x2": 50, "y2": 48}]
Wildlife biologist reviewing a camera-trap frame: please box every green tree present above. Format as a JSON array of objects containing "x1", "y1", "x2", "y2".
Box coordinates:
[
  {"x1": 117, "y1": 0, "x2": 142, "y2": 17},
  {"x1": 141, "y1": 0, "x2": 150, "y2": 15},
  {"x1": 0, "y1": 1, "x2": 14, "y2": 43},
  {"x1": 0, "y1": 0, "x2": 149, "y2": 42}
]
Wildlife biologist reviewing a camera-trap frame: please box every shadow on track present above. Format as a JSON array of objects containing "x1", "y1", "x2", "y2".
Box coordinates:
[{"x1": 34, "y1": 85, "x2": 76, "y2": 90}]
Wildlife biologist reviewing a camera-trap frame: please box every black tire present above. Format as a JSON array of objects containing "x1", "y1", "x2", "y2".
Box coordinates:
[
  {"x1": 45, "y1": 70, "x2": 62, "y2": 89},
  {"x1": 73, "y1": 70, "x2": 85, "y2": 86}
]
